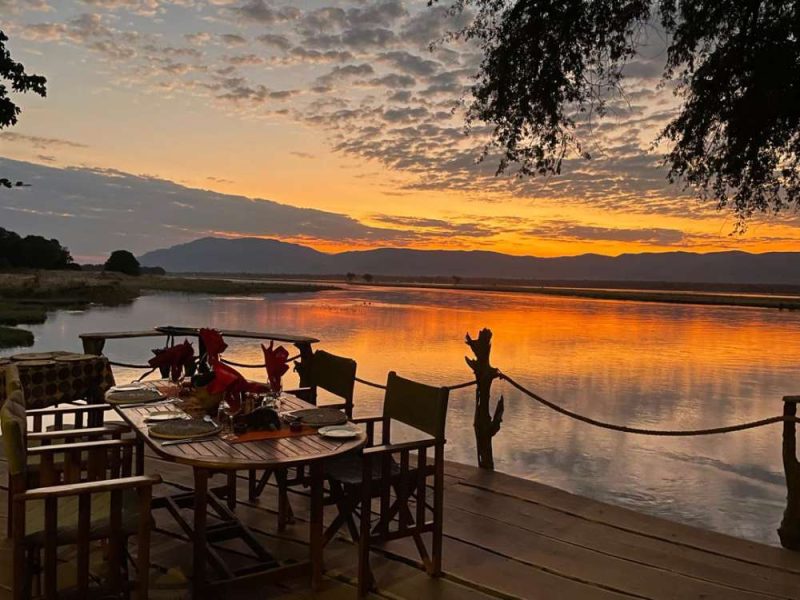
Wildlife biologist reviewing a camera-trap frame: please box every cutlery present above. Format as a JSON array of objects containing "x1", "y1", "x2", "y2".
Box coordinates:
[
  {"x1": 160, "y1": 435, "x2": 219, "y2": 447},
  {"x1": 122, "y1": 398, "x2": 174, "y2": 409}
]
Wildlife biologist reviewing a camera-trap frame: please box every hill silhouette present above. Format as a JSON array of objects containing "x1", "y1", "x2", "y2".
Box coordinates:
[{"x1": 139, "y1": 237, "x2": 800, "y2": 285}]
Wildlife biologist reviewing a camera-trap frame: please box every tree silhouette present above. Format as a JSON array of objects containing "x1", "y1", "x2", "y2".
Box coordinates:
[
  {"x1": 362, "y1": 273, "x2": 374, "y2": 283},
  {"x1": 346, "y1": 272, "x2": 356, "y2": 283},
  {"x1": 452, "y1": 275, "x2": 462, "y2": 286},
  {"x1": 0, "y1": 227, "x2": 73, "y2": 269},
  {"x1": 0, "y1": 30, "x2": 47, "y2": 188},
  {"x1": 104, "y1": 250, "x2": 141, "y2": 276},
  {"x1": 438, "y1": 1, "x2": 800, "y2": 225}
]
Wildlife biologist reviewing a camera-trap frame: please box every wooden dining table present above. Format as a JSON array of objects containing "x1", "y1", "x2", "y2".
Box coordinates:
[{"x1": 112, "y1": 389, "x2": 366, "y2": 598}]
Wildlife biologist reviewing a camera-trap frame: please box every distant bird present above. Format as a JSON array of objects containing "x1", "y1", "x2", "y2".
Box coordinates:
[{"x1": 0, "y1": 179, "x2": 30, "y2": 188}]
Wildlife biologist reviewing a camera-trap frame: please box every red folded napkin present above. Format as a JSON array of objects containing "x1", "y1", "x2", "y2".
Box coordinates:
[
  {"x1": 262, "y1": 341, "x2": 289, "y2": 393},
  {"x1": 206, "y1": 358, "x2": 270, "y2": 412},
  {"x1": 149, "y1": 340, "x2": 194, "y2": 381},
  {"x1": 199, "y1": 328, "x2": 227, "y2": 361},
  {"x1": 206, "y1": 358, "x2": 243, "y2": 394}
]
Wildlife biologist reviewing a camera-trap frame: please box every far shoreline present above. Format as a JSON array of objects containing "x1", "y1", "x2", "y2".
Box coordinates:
[
  {"x1": 171, "y1": 272, "x2": 800, "y2": 311},
  {"x1": 3, "y1": 269, "x2": 800, "y2": 350}
]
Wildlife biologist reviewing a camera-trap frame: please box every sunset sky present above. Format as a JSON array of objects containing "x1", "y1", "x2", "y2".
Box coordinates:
[{"x1": 1, "y1": 0, "x2": 800, "y2": 262}]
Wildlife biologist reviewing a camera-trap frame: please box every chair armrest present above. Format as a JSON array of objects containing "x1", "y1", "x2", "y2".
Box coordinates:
[
  {"x1": 317, "y1": 401, "x2": 347, "y2": 409},
  {"x1": 283, "y1": 387, "x2": 312, "y2": 395},
  {"x1": 26, "y1": 404, "x2": 111, "y2": 417},
  {"x1": 27, "y1": 425, "x2": 131, "y2": 442},
  {"x1": 363, "y1": 438, "x2": 437, "y2": 457},
  {"x1": 14, "y1": 474, "x2": 161, "y2": 502},
  {"x1": 27, "y1": 438, "x2": 137, "y2": 457},
  {"x1": 351, "y1": 414, "x2": 383, "y2": 424}
]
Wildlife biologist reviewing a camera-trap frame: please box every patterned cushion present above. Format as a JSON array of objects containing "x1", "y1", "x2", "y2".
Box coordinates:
[{"x1": 1, "y1": 365, "x2": 27, "y2": 476}]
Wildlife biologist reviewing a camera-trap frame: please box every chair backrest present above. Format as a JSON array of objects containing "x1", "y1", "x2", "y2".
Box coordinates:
[
  {"x1": 383, "y1": 371, "x2": 449, "y2": 441},
  {"x1": 0, "y1": 365, "x2": 27, "y2": 478},
  {"x1": 311, "y1": 350, "x2": 357, "y2": 414}
]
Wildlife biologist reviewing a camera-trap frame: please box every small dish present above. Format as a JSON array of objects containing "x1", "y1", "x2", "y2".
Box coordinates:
[{"x1": 318, "y1": 425, "x2": 360, "y2": 439}]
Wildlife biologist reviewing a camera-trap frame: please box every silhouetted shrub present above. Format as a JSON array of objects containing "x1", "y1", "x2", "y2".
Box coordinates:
[{"x1": 104, "y1": 250, "x2": 141, "y2": 276}]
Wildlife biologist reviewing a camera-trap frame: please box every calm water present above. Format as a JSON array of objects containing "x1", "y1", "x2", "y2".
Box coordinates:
[{"x1": 9, "y1": 286, "x2": 800, "y2": 545}]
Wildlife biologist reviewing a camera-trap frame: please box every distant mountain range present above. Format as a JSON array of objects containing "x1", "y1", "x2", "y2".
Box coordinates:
[{"x1": 138, "y1": 237, "x2": 800, "y2": 285}]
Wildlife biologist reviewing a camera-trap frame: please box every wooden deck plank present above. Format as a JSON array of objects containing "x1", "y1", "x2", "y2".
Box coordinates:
[
  {"x1": 2, "y1": 451, "x2": 800, "y2": 600},
  {"x1": 459, "y1": 468, "x2": 800, "y2": 575},
  {"x1": 445, "y1": 482, "x2": 800, "y2": 599}
]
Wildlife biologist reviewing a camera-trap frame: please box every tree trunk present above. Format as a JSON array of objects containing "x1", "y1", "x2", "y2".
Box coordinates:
[
  {"x1": 779, "y1": 397, "x2": 800, "y2": 549},
  {"x1": 465, "y1": 329, "x2": 503, "y2": 470}
]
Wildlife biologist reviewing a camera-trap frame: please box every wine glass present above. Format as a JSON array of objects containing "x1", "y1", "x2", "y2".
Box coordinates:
[{"x1": 218, "y1": 392, "x2": 241, "y2": 435}]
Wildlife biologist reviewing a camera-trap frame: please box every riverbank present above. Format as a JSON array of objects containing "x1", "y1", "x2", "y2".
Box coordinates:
[
  {"x1": 185, "y1": 273, "x2": 800, "y2": 311},
  {"x1": 0, "y1": 271, "x2": 339, "y2": 349},
  {"x1": 365, "y1": 281, "x2": 800, "y2": 310}
]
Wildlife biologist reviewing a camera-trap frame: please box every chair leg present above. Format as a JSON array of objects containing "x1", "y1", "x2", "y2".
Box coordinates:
[
  {"x1": 357, "y1": 515, "x2": 372, "y2": 596},
  {"x1": 431, "y1": 445, "x2": 445, "y2": 577},
  {"x1": 226, "y1": 471, "x2": 237, "y2": 512},
  {"x1": 137, "y1": 485, "x2": 153, "y2": 599},
  {"x1": 248, "y1": 469, "x2": 258, "y2": 500},
  {"x1": 249, "y1": 469, "x2": 272, "y2": 501},
  {"x1": 6, "y1": 478, "x2": 11, "y2": 538},
  {"x1": 12, "y1": 542, "x2": 26, "y2": 600},
  {"x1": 357, "y1": 459, "x2": 375, "y2": 598},
  {"x1": 323, "y1": 482, "x2": 360, "y2": 546},
  {"x1": 276, "y1": 469, "x2": 295, "y2": 530}
]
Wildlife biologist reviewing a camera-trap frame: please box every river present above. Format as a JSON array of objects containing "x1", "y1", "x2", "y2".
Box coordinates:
[{"x1": 8, "y1": 285, "x2": 799, "y2": 546}]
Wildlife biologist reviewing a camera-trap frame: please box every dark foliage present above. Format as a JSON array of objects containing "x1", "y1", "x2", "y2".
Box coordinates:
[
  {"x1": 438, "y1": 0, "x2": 800, "y2": 223},
  {"x1": 104, "y1": 250, "x2": 141, "y2": 276},
  {"x1": 0, "y1": 227, "x2": 75, "y2": 270},
  {"x1": 0, "y1": 30, "x2": 47, "y2": 189}
]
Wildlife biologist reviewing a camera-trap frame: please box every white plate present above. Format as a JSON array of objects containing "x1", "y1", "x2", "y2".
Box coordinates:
[
  {"x1": 318, "y1": 425, "x2": 360, "y2": 439},
  {"x1": 110, "y1": 383, "x2": 148, "y2": 392}
]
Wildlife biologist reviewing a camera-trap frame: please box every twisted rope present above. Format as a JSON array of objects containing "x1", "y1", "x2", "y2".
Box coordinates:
[
  {"x1": 108, "y1": 360, "x2": 152, "y2": 369},
  {"x1": 219, "y1": 354, "x2": 300, "y2": 369},
  {"x1": 355, "y1": 376, "x2": 476, "y2": 392},
  {"x1": 355, "y1": 376, "x2": 386, "y2": 389},
  {"x1": 500, "y1": 371, "x2": 800, "y2": 436}
]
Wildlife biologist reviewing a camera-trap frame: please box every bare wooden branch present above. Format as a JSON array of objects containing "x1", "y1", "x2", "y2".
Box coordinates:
[
  {"x1": 779, "y1": 397, "x2": 800, "y2": 549},
  {"x1": 465, "y1": 328, "x2": 501, "y2": 469}
]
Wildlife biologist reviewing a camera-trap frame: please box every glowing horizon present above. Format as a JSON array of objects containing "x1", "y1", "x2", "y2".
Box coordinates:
[{"x1": 1, "y1": 0, "x2": 799, "y2": 262}]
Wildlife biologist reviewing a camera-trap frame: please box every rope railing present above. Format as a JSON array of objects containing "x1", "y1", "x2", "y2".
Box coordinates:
[
  {"x1": 354, "y1": 376, "x2": 386, "y2": 389},
  {"x1": 355, "y1": 375, "x2": 477, "y2": 391},
  {"x1": 108, "y1": 360, "x2": 152, "y2": 369},
  {"x1": 499, "y1": 371, "x2": 800, "y2": 435}
]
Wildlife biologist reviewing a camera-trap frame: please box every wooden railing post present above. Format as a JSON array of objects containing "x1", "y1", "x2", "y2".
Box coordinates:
[
  {"x1": 465, "y1": 329, "x2": 504, "y2": 470},
  {"x1": 779, "y1": 395, "x2": 800, "y2": 549}
]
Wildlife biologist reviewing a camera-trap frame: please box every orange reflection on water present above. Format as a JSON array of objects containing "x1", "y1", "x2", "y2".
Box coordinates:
[{"x1": 20, "y1": 286, "x2": 800, "y2": 545}]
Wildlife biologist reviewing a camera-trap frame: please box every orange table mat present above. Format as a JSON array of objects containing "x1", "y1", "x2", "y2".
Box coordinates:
[{"x1": 230, "y1": 425, "x2": 317, "y2": 444}]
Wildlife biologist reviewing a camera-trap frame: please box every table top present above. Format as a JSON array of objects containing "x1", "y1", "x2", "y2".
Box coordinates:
[{"x1": 113, "y1": 393, "x2": 365, "y2": 470}]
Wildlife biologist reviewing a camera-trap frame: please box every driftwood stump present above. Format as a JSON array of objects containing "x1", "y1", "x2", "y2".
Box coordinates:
[
  {"x1": 779, "y1": 396, "x2": 800, "y2": 549},
  {"x1": 465, "y1": 329, "x2": 503, "y2": 470}
]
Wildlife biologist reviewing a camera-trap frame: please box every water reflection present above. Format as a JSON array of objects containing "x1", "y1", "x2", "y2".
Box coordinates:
[{"x1": 14, "y1": 286, "x2": 800, "y2": 545}]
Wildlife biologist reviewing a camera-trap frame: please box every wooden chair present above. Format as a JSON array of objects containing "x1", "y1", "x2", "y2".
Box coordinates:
[
  {"x1": 323, "y1": 371, "x2": 449, "y2": 597},
  {"x1": 292, "y1": 349, "x2": 357, "y2": 418},
  {"x1": 1, "y1": 365, "x2": 161, "y2": 599},
  {"x1": 247, "y1": 350, "x2": 357, "y2": 519},
  {"x1": 4, "y1": 366, "x2": 131, "y2": 538}
]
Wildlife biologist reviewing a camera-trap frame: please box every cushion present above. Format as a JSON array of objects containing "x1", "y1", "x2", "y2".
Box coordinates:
[{"x1": 327, "y1": 454, "x2": 405, "y2": 487}]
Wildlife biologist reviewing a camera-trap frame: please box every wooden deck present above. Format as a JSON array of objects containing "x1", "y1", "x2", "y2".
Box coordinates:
[{"x1": 1, "y1": 454, "x2": 800, "y2": 599}]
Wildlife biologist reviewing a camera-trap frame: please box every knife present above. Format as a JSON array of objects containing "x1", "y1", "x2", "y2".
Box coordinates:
[{"x1": 160, "y1": 435, "x2": 219, "y2": 447}]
